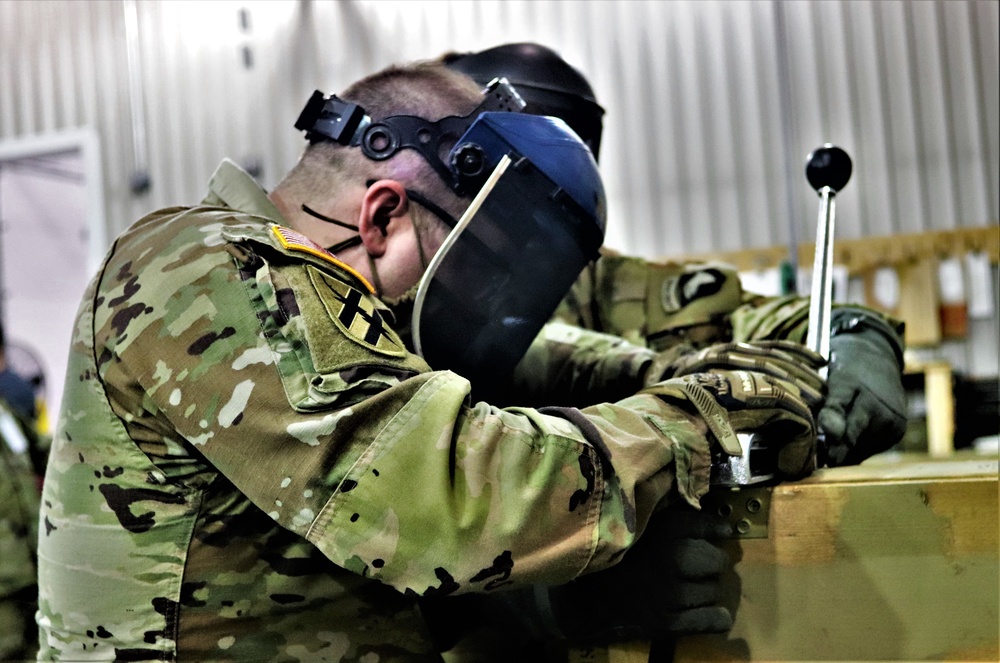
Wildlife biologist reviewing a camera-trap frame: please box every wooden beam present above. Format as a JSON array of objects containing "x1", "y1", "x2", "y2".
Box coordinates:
[{"x1": 677, "y1": 224, "x2": 999, "y2": 276}]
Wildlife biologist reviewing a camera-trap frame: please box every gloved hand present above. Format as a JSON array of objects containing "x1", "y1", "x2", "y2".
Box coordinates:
[
  {"x1": 819, "y1": 310, "x2": 907, "y2": 466},
  {"x1": 647, "y1": 340, "x2": 827, "y2": 411},
  {"x1": 545, "y1": 508, "x2": 734, "y2": 644},
  {"x1": 644, "y1": 369, "x2": 818, "y2": 478}
]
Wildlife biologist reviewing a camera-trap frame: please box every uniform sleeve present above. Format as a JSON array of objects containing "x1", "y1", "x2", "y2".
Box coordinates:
[
  {"x1": 499, "y1": 322, "x2": 655, "y2": 408},
  {"x1": 552, "y1": 251, "x2": 745, "y2": 350},
  {"x1": 555, "y1": 252, "x2": 904, "y2": 352},
  {"x1": 96, "y1": 233, "x2": 712, "y2": 598},
  {"x1": 730, "y1": 294, "x2": 905, "y2": 344}
]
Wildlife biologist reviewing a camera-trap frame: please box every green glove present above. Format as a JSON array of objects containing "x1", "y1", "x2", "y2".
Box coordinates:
[
  {"x1": 648, "y1": 340, "x2": 827, "y2": 411},
  {"x1": 644, "y1": 370, "x2": 818, "y2": 478},
  {"x1": 819, "y1": 310, "x2": 906, "y2": 466},
  {"x1": 544, "y1": 508, "x2": 735, "y2": 644}
]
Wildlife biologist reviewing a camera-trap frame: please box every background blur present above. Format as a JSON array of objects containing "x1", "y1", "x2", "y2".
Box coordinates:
[{"x1": 0, "y1": 0, "x2": 997, "y2": 429}]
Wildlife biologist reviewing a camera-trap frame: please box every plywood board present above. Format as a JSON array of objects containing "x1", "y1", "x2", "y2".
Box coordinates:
[{"x1": 669, "y1": 455, "x2": 999, "y2": 662}]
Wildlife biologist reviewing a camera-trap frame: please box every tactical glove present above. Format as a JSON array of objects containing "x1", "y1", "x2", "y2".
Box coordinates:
[
  {"x1": 644, "y1": 370, "x2": 818, "y2": 478},
  {"x1": 647, "y1": 340, "x2": 826, "y2": 411},
  {"x1": 819, "y1": 309, "x2": 906, "y2": 466},
  {"x1": 544, "y1": 508, "x2": 735, "y2": 644}
]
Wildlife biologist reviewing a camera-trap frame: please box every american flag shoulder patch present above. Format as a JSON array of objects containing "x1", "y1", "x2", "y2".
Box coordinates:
[{"x1": 271, "y1": 225, "x2": 374, "y2": 294}]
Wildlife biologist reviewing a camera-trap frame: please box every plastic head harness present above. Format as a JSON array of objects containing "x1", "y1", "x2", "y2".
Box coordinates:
[{"x1": 295, "y1": 78, "x2": 526, "y2": 196}]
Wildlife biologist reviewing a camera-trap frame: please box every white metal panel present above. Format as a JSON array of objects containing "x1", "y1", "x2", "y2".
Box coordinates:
[
  {"x1": 841, "y1": 0, "x2": 893, "y2": 238},
  {"x1": 0, "y1": 128, "x2": 106, "y2": 414},
  {"x1": 973, "y1": 1, "x2": 999, "y2": 223},
  {"x1": 749, "y1": 1, "x2": 789, "y2": 250},
  {"x1": 639, "y1": 0, "x2": 686, "y2": 254},
  {"x1": 947, "y1": 5, "x2": 988, "y2": 230},
  {"x1": 910, "y1": 0, "x2": 959, "y2": 231},
  {"x1": 812, "y1": 1, "x2": 862, "y2": 240},
  {"x1": 875, "y1": 0, "x2": 926, "y2": 236},
  {"x1": 0, "y1": 0, "x2": 996, "y2": 378}
]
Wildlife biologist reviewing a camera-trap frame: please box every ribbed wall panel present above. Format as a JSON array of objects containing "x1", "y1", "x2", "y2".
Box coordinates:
[
  {"x1": 3, "y1": 0, "x2": 993, "y2": 250},
  {"x1": 1, "y1": 0, "x2": 998, "y2": 376}
]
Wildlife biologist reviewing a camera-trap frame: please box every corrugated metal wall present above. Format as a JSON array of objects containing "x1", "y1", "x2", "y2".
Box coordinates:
[
  {"x1": 1, "y1": 0, "x2": 998, "y2": 376},
  {"x1": 2, "y1": 0, "x2": 996, "y2": 251}
]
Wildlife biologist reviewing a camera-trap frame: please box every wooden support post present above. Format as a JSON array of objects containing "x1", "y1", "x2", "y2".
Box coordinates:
[{"x1": 922, "y1": 361, "x2": 956, "y2": 457}]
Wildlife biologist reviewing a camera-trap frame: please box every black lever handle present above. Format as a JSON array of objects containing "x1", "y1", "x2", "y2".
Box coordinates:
[{"x1": 805, "y1": 144, "x2": 852, "y2": 193}]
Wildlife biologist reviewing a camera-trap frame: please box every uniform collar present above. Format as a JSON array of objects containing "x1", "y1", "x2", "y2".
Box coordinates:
[{"x1": 205, "y1": 159, "x2": 285, "y2": 224}]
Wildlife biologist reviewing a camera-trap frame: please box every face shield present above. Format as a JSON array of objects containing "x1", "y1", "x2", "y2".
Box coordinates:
[
  {"x1": 295, "y1": 80, "x2": 606, "y2": 385},
  {"x1": 412, "y1": 112, "x2": 606, "y2": 384}
]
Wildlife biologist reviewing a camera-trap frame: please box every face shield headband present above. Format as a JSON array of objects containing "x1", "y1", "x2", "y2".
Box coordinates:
[{"x1": 294, "y1": 78, "x2": 526, "y2": 197}]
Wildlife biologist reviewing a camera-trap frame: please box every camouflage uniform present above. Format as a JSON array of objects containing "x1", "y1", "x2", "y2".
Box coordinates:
[
  {"x1": 37, "y1": 160, "x2": 717, "y2": 662},
  {"x1": 0, "y1": 398, "x2": 41, "y2": 661},
  {"x1": 491, "y1": 256, "x2": 814, "y2": 410},
  {"x1": 550, "y1": 250, "x2": 821, "y2": 352}
]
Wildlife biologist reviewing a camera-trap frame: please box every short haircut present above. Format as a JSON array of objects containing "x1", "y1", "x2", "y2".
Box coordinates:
[{"x1": 277, "y1": 61, "x2": 483, "y2": 226}]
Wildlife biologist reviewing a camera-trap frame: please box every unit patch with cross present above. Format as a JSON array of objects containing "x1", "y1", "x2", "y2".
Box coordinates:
[{"x1": 307, "y1": 265, "x2": 407, "y2": 357}]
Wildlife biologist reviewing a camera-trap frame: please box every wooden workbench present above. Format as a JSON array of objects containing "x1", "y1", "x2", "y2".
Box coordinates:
[{"x1": 596, "y1": 452, "x2": 999, "y2": 662}]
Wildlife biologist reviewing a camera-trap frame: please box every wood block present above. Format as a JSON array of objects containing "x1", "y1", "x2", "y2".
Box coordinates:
[{"x1": 672, "y1": 455, "x2": 998, "y2": 662}]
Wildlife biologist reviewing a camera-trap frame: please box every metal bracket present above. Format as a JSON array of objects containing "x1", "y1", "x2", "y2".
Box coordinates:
[{"x1": 702, "y1": 484, "x2": 772, "y2": 539}]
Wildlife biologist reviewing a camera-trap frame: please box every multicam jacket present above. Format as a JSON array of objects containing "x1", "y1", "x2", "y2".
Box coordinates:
[
  {"x1": 0, "y1": 398, "x2": 40, "y2": 661},
  {"x1": 537, "y1": 247, "x2": 902, "y2": 383},
  {"x1": 37, "y1": 160, "x2": 714, "y2": 662},
  {"x1": 550, "y1": 250, "x2": 818, "y2": 353},
  {"x1": 498, "y1": 254, "x2": 824, "y2": 409}
]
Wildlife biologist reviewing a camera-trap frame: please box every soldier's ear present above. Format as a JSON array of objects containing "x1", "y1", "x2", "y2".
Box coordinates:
[{"x1": 358, "y1": 180, "x2": 409, "y2": 257}]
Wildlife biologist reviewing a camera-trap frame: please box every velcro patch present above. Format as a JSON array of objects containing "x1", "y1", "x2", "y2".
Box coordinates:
[
  {"x1": 272, "y1": 225, "x2": 374, "y2": 293},
  {"x1": 661, "y1": 268, "x2": 726, "y2": 313},
  {"x1": 308, "y1": 266, "x2": 406, "y2": 357}
]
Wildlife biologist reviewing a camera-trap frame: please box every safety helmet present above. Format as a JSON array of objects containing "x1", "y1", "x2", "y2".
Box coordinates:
[{"x1": 444, "y1": 43, "x2": 605, "y2": 160}]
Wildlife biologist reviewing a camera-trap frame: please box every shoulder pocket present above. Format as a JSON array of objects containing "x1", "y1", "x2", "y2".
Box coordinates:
[{"x1": 225, "y1": 229, "x2": 430, "y2": 412}]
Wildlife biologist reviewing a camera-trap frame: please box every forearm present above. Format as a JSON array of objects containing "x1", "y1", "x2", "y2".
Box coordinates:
[
  {"x1": 730, "y1": 295, "x2": 904, "y2": 347},
  {"x1": 503, "y1": 322, "x2": 655, "y2": 407}
]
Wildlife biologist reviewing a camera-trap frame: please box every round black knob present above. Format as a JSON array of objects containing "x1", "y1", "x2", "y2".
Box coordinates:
[
  {"x1": 805, "y1": 144, "x2": 852, "y2": 193},
  {"x1": 452, "y1": 143, "x2": 486, "y2": 177}
]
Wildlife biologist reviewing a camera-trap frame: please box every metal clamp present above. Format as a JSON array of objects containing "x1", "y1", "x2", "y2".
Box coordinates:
[{"x1": 702, "y1": 484, "x2": 772, "y2": 539}]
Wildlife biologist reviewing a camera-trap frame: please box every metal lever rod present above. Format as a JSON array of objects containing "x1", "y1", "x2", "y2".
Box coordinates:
[
  {"x1": 711, "y1": 145, "x2": 852, "y2": 487},
  {"x1": 804, "y1": 144, "x2": 852, "y2": 377}
]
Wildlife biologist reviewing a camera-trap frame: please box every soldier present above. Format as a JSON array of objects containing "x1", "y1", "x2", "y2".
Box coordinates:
[
  {"x1": 0, "y1": 322, "x2": 39, "y2": 426},
  {"x1": 417, "y1": 43, "x2": 907, "y2": 655},
  {"x1": 0, "y1": 322, "x2": 45, "y2": 660},
  {"x1": 37, "y1": 61, "x2": 824, "y2": 661},
  {"x1": 0, "y1": 322, "x2": 50, "y2": 483},
  {"x1": 444, "y1": 42, "x2": 907, "y2": 469},
  {"x1": 0, "y1": 395, "x2": 41, "y2": 660}
]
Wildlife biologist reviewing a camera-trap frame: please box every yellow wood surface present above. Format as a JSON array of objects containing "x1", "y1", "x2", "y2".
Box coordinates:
[
  {"x1": 669, "y1": 454, "x2": 999, "y2": 662},
  {"x1": 463, "y1": 454, "x2": 997, "y2": 663},
  {"x1": 922, "y1": 363, "x2": 956, "y2": 457},
  {"x1": 904, "y1": 361, "x2": 956, "y2": 457}
]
